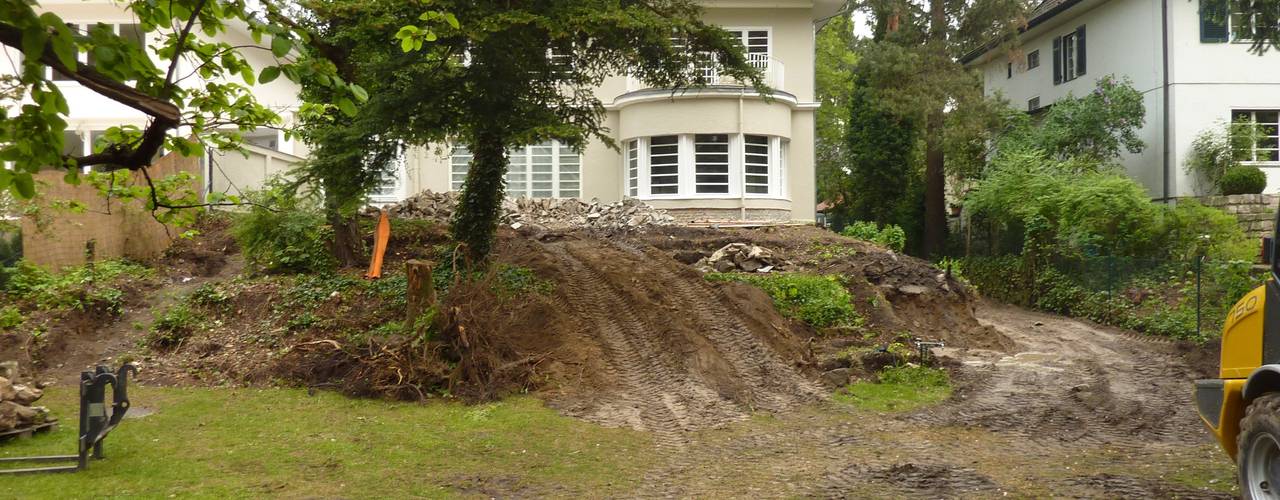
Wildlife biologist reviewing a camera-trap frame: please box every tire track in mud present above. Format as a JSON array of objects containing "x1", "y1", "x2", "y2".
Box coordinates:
[
  {"x1": 545, "y1": 242, "x2": 737, "y2": 449},
  {"x1": 909, "y1": 302, "x2": 1208, "y2": 448}
]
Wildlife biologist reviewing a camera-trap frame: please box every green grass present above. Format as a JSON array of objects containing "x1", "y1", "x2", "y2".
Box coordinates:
[
  {"x1": 0, "y1": 387, "x2": 653, "y2": 498},
  {"x1": 833, "y1": 365, "x2": 952, "y2": 412}
]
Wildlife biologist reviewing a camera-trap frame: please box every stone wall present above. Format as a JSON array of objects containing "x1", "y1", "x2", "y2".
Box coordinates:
[
  {"x1": 20, "y1": 153, "x2": 201, "y2": 269},
  {"x1": 665, "y1": 208, "x2": 792, "y2": 224},
  {"x1": 1192, "y1": 194, "x2": 1278, "y2": 240}
]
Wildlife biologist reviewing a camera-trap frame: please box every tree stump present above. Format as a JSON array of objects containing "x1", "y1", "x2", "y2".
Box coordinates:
[{"x1": 406, "y1": 260, "x2": 437, "y2": 325}]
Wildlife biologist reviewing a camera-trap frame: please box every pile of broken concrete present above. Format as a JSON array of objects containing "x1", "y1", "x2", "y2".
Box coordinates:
[
  {"x1": 695, "y1": 243, "x2": 790, "y2": 273},
  {"x1": 0, "y1": 363, "x2": 52, "y2": 434},
  {"x1": 379, "y1": 191, "x2": 676, "y2": 232}
]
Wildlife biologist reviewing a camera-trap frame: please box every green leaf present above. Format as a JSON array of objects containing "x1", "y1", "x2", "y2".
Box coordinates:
[
  {"x1": 400, "y1": 35, "x2": 414, "y2": 53},
  {"x1": 259, "y1": 66, "x2": 281, "y2": 83},
  {"x1": 20, "y1": 27, "x2": 47, "y2": 59},
  {"x1": 337, "y1": 98, "x2": 356, "y2": 117},
  {"x1": 350, "y1": 84, "x2": 369, "y2": 102},
  {"x1": 92, "y1": 46, "x2": 115, "y2": 65},
  {"x1": 271, "y1": 36, "x2": 292, "y2": 58},
  {"x1": 13, "y1": 174, "x2": 35, "y2": 199},
  {"x1": 445, "y1": 13, "x2": 460, "y2": 29},
  {"x1": 63, "y1": 169, "x2": 81, "y2": 186},
  {"x1": 49, "y1": 26, "x2": 78, "y2": 71}
]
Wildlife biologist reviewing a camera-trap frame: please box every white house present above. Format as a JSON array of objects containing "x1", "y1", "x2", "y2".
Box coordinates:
[
  {"x1": 4, "y1": 0, "x2": 846, "y2": 223},
  {"x1": 0, "y1": 0, "x2": 310, "y2": 199},
  {"x1": 962, "y1": 0, "x2": 1280, "y2": 198}
]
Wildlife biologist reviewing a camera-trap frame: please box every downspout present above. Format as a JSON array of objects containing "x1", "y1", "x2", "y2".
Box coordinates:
[
  {"x1": 1161, "y1": 0, "x2": 1172, "y2": 202},
  {"x1": 739, "y1": 92, "x2": 747, "y2": 221},
  {"x1": 204, "y1": 150, "x2": 214, "y2": 208}
]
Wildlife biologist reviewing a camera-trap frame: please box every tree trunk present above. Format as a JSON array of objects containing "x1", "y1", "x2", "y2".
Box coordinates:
[
  {"x1": 323, "y1": 178, "x2": 363, "y2": 268},
  {"x1": 923, "y1": 110, "x2": 946, "y2": 257},
  {"x1": 450, "y1": 127, "x2": 508, "y2": 265},
  {"x1": 922, "y1": 0, "x2": 948, "y2": 257}
]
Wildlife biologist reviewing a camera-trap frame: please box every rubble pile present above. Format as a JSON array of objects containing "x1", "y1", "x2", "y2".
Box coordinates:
[
  {"x1": 381, "y1": 191, "x2": 676, "y2": 231},
  {"x1": 695, "y1": 243, "x2": 791, "y2": 273},
  {"x1": 0, "y1": 363, "x2": 53, "y2": 433}
]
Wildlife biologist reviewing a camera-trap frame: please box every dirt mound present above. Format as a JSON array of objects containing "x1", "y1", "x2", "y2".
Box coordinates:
[
  {"x1": 533, "y1": 237, "x2": 822, "y2": 442},
  {"x1": 1065, "y1": 474, "x2": 1233, "y2": 499},
  {"x1": 816, "y1": 463, "x2": 1001, "y2": 498}
]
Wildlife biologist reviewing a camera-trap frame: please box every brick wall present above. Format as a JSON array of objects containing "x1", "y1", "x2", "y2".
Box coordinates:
[
  {"x1": 1191, "y1": 194, "x2": 1278, "y2": 240},
  {"x1": 20, "y1": 153, "x2": 201, "y2": 269}
]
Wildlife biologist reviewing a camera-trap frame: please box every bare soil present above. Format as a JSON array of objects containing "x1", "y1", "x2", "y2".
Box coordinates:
[{"x1": 2, "y1": 222, "x2": 1235, "y2": 497}]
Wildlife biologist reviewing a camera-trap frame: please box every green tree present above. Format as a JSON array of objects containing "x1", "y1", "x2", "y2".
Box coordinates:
[
  {"x1": 840, "y1": 78, "x2": 919, "y2": 226},
  {"x1": 816, "y1": 14, "x2": 858, "y2": 210},
  {"x1": 384, "y1": 1, "x2": 765, "y2": 263},
  {"x1": 0, "y1": 0, "x2": 365, "y2": 221}
]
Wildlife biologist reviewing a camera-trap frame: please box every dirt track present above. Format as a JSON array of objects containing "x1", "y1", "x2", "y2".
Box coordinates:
[{"x1": 594, "y1": 301, "x2": 1233, "y2": 498}]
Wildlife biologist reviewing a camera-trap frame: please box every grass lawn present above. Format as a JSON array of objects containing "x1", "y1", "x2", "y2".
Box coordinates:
[
  {"x1": 0, "y1": 386, "x2": 653, "y2": 498},
  {"x1": 832, "y1": 365, "x2": 952, "y2": 413}
]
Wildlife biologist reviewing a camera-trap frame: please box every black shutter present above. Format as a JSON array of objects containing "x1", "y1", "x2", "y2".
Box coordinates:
[
  {"x1": 1076, "y1": 25, "x2": 1086, "y2": 76},
  {"x1": 1052, "y1": 36, "x2": 1062, "y2": 85},
  {"x1": 1201, "y1": 0, "x2": 1230, "y2": 42}
]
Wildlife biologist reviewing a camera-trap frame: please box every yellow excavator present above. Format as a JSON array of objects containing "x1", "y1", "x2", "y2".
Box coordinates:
[{"x1": 1197, "y1": 223, "x2": 1280, "y2": 499}]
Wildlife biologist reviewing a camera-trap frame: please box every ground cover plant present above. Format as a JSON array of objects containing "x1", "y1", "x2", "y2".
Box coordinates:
[
  {"x1": 834, "y1": 364, "x2": 952, "y2": 412},
  {"x1": 705, "y1": 272, "x2": 863, "y2": 329}
]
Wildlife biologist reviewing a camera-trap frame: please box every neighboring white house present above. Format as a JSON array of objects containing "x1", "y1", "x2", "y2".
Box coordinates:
[
  {"x1": 0, "y1": 0, "x2": 308, "y2": 200},
  {"x1": 963, "y1": 0, "x2": 1280, "y2": 198},
  {"x1": 4, "y1": 0, "x2": 845, "y2": 223}
]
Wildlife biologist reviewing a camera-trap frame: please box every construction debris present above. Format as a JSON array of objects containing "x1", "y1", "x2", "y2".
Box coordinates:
[
  {"x1": 695, "y1": 243, "x2": 790, "y2": 273},
  {"x1": 379, "y1": 191, "x2": 676, "y2": 232},
  {"x1": 0, "y1": 366, "x2": 52, "y2": 433}
]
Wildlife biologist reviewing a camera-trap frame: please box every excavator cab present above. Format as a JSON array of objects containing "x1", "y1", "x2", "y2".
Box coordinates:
[{"x1": 1196, "y1": 209, "x2": 1280, "y2": 498}]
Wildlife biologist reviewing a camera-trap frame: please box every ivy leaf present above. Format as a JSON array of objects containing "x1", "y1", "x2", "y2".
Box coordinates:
[
  {"x1": 337, "y1": 97, "x2": 356, "y2": 117},
  {"x1": 271, "y1": 36, "x2": 292, "y2": 58},
  {"x1": 259, "y1": 66, "x2": 281, "y2": 83}
]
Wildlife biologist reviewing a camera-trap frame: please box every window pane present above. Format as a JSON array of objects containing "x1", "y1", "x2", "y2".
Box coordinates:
[
  {"x1": 694, "y1": 134, "x2": 729, "y2": 194},
  {"x1": 626, "y1": 140, "x2": 639, "y2": 197},
  {"x1": 450, "y1": 146, "x2": 472, "y2": 191},
  {"x1": 62, "y1": 130, "x2": 85, "y2": 156},
  {"x1": 649, "y1": 135, "x2": 680, "y2": 195}
]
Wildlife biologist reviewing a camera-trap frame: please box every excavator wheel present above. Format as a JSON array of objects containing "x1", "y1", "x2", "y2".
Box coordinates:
[{"x1": 1240, "y1": 392, "x2": 1280, "y2": 499}]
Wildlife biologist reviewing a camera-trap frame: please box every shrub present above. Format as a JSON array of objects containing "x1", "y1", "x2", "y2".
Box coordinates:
[
  {"x1": 706, "y1": 273, "x2": 862, "y2": 329},
  {"x1": 1220, "y1": 165, "x2": 1267, "y2": 195},
  {"x1": 3, "y1": 259, "x2": 150, "y2": 312},
  {"x1": 0, "y1": 305, "x2": 22, "y2": 330},
  {"x1": 148, "y1": 302, "x2": 200, "y2": 348},
  {"x1": 841, "y1": 221, "x2": 907, "y2": 252},
  {"x1": 231, "y1": 180, "x2": 335, "y2": 274}
]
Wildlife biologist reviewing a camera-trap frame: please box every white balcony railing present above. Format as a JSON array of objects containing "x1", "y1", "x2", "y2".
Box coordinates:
[{"x1": 626, "y1": 54, "x2": 785, "y2": 93}]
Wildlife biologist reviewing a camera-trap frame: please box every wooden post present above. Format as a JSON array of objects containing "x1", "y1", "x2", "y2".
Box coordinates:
[{"x1": 406, "y1": 260, "x2": 437, "y2": 324}]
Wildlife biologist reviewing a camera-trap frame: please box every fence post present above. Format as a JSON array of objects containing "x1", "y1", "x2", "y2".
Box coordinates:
[{"x1": 1196, "y1": 255, "x2": 1204, "y2": 339}]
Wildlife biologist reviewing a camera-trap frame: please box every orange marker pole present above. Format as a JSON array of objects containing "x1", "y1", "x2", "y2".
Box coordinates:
[{"x1": 365, "y1": 210, "x2": 391, "y2": 279}]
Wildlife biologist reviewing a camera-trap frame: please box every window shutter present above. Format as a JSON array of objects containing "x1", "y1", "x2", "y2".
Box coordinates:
[
  {"x1": 1052, "y1": 36, "x2": 1062, "y2": 85},
  {"x1": 1076, "y1": 25, "x2": 1086, "y2": 76},
  {"x1": 1201, "y1": 0, "x2": 1230, "y2": 42}
]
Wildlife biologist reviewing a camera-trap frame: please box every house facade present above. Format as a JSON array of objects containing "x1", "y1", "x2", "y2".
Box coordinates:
[
  {"x1": 963, "y1": 0, "x2": 1280, "y2": 198},
  {"x1": 4, "y1": 0, "x2": 843, "y2": 223},
  {"x1": 386, "y1": 0, "x2": 846, "y2": 223}
]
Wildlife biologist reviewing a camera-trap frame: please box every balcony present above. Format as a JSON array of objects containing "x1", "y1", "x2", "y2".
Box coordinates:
[{"x1": 625, "y1": 53, "x2": 785, "y2": 93}]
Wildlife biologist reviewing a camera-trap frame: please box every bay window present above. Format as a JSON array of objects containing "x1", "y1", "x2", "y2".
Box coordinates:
[{"x1": 624, "y1": 134, "x2": 787, "y2": 199}]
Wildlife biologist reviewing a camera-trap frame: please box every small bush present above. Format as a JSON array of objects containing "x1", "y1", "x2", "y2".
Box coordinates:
[
  {"x1": 0, "y1": 305, "x2": 22, "y2": 330},
  {"x1": 148, "y1": 303, "x2": 200, "y2": 348},
  {"x1": 706, "y1": 273, "x2": 862, "y2": 329},
  {"x1": 1220, "y1": 165, "x2": 1267, "y2": 195},
  {"x1": 841, "y1": 221, "x2": 906, "y2": 252},
  {"x1": 231, "y1": 180, "x2": 335, "y2": 274},
  {"x1": 190, "y1": 283, "x2": 231, "y2": 306},
  {"x1": 3, "y1": 259, "x2": 150, "y2": 312}
]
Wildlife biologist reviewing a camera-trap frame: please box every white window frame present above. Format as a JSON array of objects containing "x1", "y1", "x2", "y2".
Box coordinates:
[
  {"x1": 449, "y1": 140, "x2": 582, "y2": 199},
  {"x1": 1233, "y1": 109, "x2": 1280, "y2": 164},
  {"x1": 1230, "y1": 0, "x2": 1261, "y2": 42},
  {"x1": 723, "y1": 27, "x2": 773, "y2": 71},
  {"x1": 625, "y1": 139, "x2": 640, "y2": 197},
  {"x1": 1061, "y1": 32, "x2": 1078, "y2": 82},
  {"x1": 370, "y1": 153, "x2": 407, "y2": 203},
  {"x1": 624, "y1": 133, "x2": 789, "y2": 200}
]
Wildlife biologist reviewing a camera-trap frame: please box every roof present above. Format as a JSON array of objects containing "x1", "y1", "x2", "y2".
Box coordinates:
[{"x1": 959, "y1": 0, "x2": 1091, "y2": 64}]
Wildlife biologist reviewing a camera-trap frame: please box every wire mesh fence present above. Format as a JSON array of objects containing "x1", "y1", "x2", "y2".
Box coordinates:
[{"x1": 963, "y1": 253, "x2": 1263, "y2": 340}]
